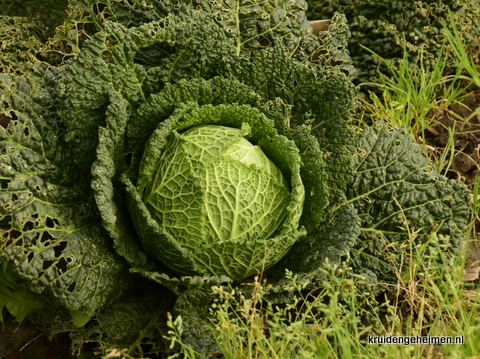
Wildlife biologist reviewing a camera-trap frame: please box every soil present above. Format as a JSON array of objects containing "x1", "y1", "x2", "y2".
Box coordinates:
[
  {"x1": 424, "y1": 85, "x2": 480, "y2": 270},
  {"x1": 0, "y1": 310, "x2": 75, "y2": 359}
]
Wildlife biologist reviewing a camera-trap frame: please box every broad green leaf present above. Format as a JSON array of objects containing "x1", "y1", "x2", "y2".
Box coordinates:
[
  {"x1": 346, "y1": 123, "x2": 470, "y2": 290},
  {"x1": 50, "y1": 286, "x2": 176, "y2": 357},
  {"x1": 70, "y1": 309, "x2": 91, "y2": 328},
  {"x1": 0, "y1": 70, "x2": 130, "y2": 316},
  {"x1": 263, "y1": 193, "x2": 360, "y2": 301},
  {"x1": 0, "y1": 262, "x2": 45, "y2": 325},
  {"x1": 92, "y1": 91, "x2": 150, "y2": 269}
]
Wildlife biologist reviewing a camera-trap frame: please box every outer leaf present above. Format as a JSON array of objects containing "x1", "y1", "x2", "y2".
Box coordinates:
[
  {"x1": 172, "y1": 289, "x2": 218, "y2": 357},
  {"x1": 0, "y1": 16, "x2": 46, "y2": 76},
  {"x1": 50, "y1": 285, "x2": 176, "y2": 357},
  {"x1": 0, "y1": 70, "x2": 129, "y2": 316},
  {"x1": 92, "y1": 91, "x2": 150, "y2": 269},
  {"x1": 103, "y1": 0, "x2": 354, "y2": 75},
  {"x1": 225, "y1": 44, "x2": 358, "y2": 195},
  {"x1": 346, "y1": 123, "x2": 470, "y2": 290},
  {"x1": 262, "y1": 193, "x2": 360, "y2": 301},
  {"x1": 59, "y1": 21, "x2": 148, "y2": 176},
  {"x1": 59, "y1": 9, "x2": 239, "y2": 176},
  {"x1": 129, "y1": 266, "x2": 233, "y2": 295},
  {"x1": 0, "y1": 262, "x2": 46, "y2": 325},
  {"x1": 282, "y1": 124, "x2": 328, "y2": 232}
]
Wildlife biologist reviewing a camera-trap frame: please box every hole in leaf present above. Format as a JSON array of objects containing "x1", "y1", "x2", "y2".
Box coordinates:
[
  {"x1": 66, "y1": 282, "x2": 76, "y2": 293},
  {"x1": 53, "y1": 241, "x2": 67, "y2": 258},
  {"x1": 311, "y1": 49, "x2": 327, "y2": 61},
  {"x1": 22, "y1": 221, "x2": 34, "y2": 231},
  {"x1": 0, "y1": 179, "x2": 10, "y2": 189},
  {"x1": 40, "y1": 231, "x2": 54, "y2": 243},
  {"x1": 257, "y1": 35, "x2": 270, "y2": 47},
  {"x1": 1, "y1": 215, "x2": 12, "y2": 231},
  {"x1": 43, "y1": 260, "x2": 54, "y2": 271},
  {"x1": 330, "y1": 59, "x2": 344, "y2": 67},
  {"x1": 11, "y1": 193, "x2": 18, "y2": 201},
  {"x1": 46, "y1": 216, "x2": 59, "y2": 228},
  {"x1": 0, "y1": 112, "x2": 11, "y2": 128},
  {"x1": 24, "y1": 127, "x2": 29, "y2": 136},
  {"x1": 27, "y1": 252, "x2": 34, "y2": 263},
  {"x1": 56, "y1": 257, "x2": 68, "y2": 274},
  {"x1": 10, "y1": 229, "x2": 22, "y2": 240}
]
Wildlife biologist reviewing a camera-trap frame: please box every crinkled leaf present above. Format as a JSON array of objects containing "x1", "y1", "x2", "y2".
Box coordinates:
[
  {"x1": 130, "y1": 76, "x2": 262, "y2": 156},
  {"x1": 59, "y1": 21, "x2": 149, "y2": 176},
  {"x1": 50, "y1": 285, "x2": 175, "y2": 357},
  {"x1": 102, "y1": 0, "x2": 354, "y2": 75},
  {"x1": 130, "y1": 266, "x2": 233, "y2": 295},
  {"x1": 346, "y1": 123, "x2": 470, "y2": 291},
  {"x1": 172, "y1": 289, "x2": 218, "y2": 357},
  {"x1": 92, "y1": 91, "x2": 150, "y2": 269},
  {"x1": 58, "y1": 10, "x2": 241, "y2": 177},
  {"x1": 0, "y1": 70, "x2": 129, "y2": 316},
  {"x1": 226, "y1": 44, "x2": 357, "y2": 194},
  {"x1": 262, "y1": 193, "x2": 360, "y2": 301}
]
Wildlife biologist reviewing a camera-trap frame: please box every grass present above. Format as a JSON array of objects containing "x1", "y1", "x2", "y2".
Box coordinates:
[
  {"x1": 443, "y1": 11, "x2": 480, "y2": 90},
  {"x1": 358, "y1": 35, "x2": 469, "y2": 141},
  {"x1": 162, "y1": 16, "x2": 480, "y2": 359},
  {"x1": 164, "y1": 235, "x2": 480, "y2": 358}
]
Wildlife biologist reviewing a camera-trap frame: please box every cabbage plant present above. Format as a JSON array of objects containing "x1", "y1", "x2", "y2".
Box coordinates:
[{"x1": 0, "y1": 0, "x2": 471, "y2": 357}]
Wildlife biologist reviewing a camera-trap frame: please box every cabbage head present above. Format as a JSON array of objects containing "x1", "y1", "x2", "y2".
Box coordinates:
[{"x1": 124, "y1": 104, "x2": 306, "y2": 282}]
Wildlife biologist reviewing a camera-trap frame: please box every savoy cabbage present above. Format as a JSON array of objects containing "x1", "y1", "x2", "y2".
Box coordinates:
[{"x1": 0, "y1": 0, "x2": 471, "y2": 356}]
